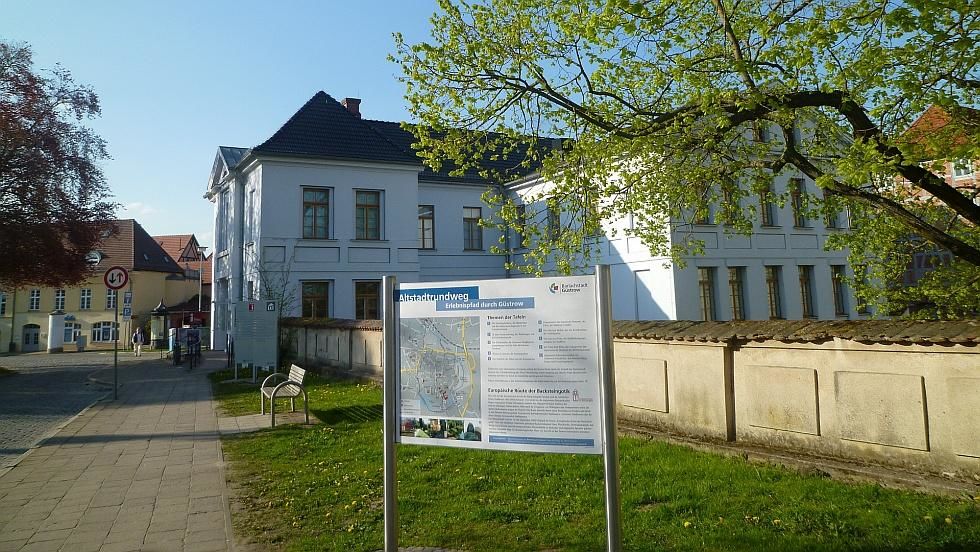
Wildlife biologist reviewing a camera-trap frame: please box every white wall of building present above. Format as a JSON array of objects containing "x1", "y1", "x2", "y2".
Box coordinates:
[{"x1": 417, "y1": 180, "x2": 508, "y2": 282}]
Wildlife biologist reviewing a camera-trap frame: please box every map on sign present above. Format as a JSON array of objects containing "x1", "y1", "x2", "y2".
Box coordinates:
[{"x1": 400, "y1": 316, "x2": 480, "y2": 419}]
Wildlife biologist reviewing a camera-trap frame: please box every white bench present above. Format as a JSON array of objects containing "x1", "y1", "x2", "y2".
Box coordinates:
[{"x1": 260, "y1": 364, "x2": 309, "y2": 427}]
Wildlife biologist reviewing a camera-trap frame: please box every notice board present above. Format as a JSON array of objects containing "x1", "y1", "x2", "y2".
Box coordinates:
[
  {"x1": 396, "y1": 275, "x2": 602, "y2": 454},
  {"x1": 233, "y1": 300, "x2": 279, "y2": 368}
]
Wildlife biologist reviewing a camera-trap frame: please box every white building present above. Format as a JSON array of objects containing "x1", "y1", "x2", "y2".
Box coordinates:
[{"x1": 207, "y1": 92, "x2": 862, "y2": 347}]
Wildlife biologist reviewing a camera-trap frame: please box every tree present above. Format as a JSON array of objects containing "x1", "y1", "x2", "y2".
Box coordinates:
[
  {"x1": 0, "y1": 41, "x2": 115, "y2": 290},
  {"x1": 395, "y1": 0, "x2": 980, "y2": 317}
]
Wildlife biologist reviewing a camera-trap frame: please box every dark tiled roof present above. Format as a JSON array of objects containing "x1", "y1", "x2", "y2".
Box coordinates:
[
  {"x1": 364, "y1": 120, "x2": 552, "y2": 184},
  {"x1": 90, "y1": 220, "x2": 181, "y2": 274},
  {"x1": 281, "y1": 317, "x2": 382, "y2": 331},
  {"x1": 251, "y1": 92, "x2": 419, "y2": 166},
  {"x1": 154, "y1": 234, "x2": 198, "y2": 262},
  {"x1": 611, "y1": 320, "x2": 980, "y2": 345},
  {"x1": 218, "y1": 146, "x2": 249, "y2": 170}
]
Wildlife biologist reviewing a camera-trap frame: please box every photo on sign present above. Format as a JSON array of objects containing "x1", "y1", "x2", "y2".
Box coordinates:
[
  {"x1": 400, "y1": 418, "x2": 481, "y2": 441},
  {"x1": 400, "y1": 316, "x2": 480, "y2": 419}
]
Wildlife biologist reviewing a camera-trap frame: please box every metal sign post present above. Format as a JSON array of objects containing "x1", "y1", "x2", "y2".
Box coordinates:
[
  {"x1": 104, "y1": 266, "x2": 129, "y2": 401},
  {"x1": 595, "y1": 265, "x2": 622, "y2": 551},
  {"x1": 382, "y1": 275, "x2": 398, "y2": 552}
]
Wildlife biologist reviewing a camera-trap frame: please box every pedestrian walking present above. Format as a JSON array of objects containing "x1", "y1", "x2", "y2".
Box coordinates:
[{"x1": 133, "y1": 327, "x2": 145, "y2": 357}]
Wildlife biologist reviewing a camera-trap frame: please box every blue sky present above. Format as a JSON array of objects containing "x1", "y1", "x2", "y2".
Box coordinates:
[{"x1": 1, "y1": 0, "x2": 439, "y2": 249}]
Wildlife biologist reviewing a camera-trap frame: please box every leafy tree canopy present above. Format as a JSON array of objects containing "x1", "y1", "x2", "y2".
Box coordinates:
[
  {"x1": 0, "y1": 41, "x2": 115, "y2": 290},
  {"x1": 395, "y1": 0, "x2": 980, "y2": 318}
]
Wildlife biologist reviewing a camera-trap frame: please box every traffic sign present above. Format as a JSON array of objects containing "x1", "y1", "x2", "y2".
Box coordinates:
[
  {"x1": 122, "y1": 307, "x2": 132, "y2": 317},
  {"x1": 123, "y1": 291, "x2": 133, "y2": 305},
  {"x1": 104, "y1": 266, "x2": 129, "y2": 290}
]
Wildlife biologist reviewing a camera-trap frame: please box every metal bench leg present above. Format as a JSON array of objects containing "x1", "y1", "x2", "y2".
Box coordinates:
[
  {"x1": 271, "y1": 397, "x2": 276, "y2": 427},
  {"x1": 261, "y1": 392, "x2": 265, "y2": 415},
  {"x1": 290, "y1": 397, "x2": 295, "y2": 412}
]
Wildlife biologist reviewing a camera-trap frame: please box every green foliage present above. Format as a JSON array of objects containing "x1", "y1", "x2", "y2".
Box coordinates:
[
  {"x1": 394, "y1": 0, "x2": 980, "y2": 315},
  {"x1": 215, "y1": 376, "x2": 980, "y2": 551}
]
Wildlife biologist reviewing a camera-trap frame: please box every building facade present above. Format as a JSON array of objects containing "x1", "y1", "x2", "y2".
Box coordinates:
[
  {"x1": 208, "y1": 92, "x2": 861, "y2": 348},
  {"x1": 0, "y1": 220, "x2": 202, "y2": 352}
]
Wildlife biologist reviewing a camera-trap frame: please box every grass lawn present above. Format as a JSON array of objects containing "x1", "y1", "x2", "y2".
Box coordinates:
[{"x1": 210, "y1": 371, "x2": 980, "y2": 551}]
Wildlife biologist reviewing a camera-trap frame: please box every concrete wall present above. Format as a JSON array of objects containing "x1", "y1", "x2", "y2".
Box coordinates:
[
  {"x1": 616, "y1": 337, "x2": 980, "y2": 477},
  {"x1": 283, "y1": 318, "x2": 979, "y2": 477}
]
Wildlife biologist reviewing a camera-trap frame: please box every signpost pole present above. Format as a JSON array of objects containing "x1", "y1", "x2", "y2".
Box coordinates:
[
  {"x1": 595, "y1": 265, "x2": 622, "y2": 551},
  {"x1": 382, "y1": 275, "x2": 398, "y2": 552},
  {"x1": 113, "y1": 299, "x2": 119, "y2": 401}
]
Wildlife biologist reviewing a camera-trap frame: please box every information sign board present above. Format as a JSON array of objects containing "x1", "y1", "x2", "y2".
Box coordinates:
[
  {"x1": 396, "y1": 275, "x2": 602, "y2": 454},
  {"x1": 232, "y1": 301, "x2": 278, "y2": 368}
]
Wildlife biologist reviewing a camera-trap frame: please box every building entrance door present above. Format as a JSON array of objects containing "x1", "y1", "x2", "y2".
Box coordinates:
[{"x1": 22, "y1": 324, "x2": 41, "y2": 352}]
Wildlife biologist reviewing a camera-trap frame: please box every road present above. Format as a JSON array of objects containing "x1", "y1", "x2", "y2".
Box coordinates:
[{"x1": 0, "y1": 350, "x2": 153, "y2": 469}]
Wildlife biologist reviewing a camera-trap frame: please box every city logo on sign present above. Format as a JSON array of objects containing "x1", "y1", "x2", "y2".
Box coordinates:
[
  {"x1": 550, "y1": 282, "x2": 588, "y2": 295},
  {"x1": 266, "y1": 302, "x2": 276, "y2": 311}
]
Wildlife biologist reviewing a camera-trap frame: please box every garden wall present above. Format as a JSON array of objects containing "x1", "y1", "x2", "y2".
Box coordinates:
[{"x1": 281, "y1": 318, "x2": 980, "y2": 477}]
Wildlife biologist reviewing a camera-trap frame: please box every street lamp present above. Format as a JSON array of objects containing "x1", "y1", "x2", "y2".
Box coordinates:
[{"x1": 198, "y1": 246, "x2": 208, "y2": 314}]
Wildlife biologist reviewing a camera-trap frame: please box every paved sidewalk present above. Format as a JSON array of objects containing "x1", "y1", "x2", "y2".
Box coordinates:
[{"x1": 0, "y1": 353, "x2": 233, "y2": 552}]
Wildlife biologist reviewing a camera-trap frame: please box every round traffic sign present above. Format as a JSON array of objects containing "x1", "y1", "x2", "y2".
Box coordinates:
[{"x1": 104, "y1": 266, "x2": 129, "y2": 290}]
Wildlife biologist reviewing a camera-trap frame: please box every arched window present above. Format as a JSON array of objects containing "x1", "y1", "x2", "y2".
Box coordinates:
[{"x1": 92, "y1": 322, "x2": 118, "y2": 343}]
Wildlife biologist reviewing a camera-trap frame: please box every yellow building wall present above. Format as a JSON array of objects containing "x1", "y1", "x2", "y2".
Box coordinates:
[{"x1": 0, "y1": 270, "x2": 201, "y2": 353}]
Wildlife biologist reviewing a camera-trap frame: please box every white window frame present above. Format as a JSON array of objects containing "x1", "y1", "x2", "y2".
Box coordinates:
[
  {"x1": 55, "y1": 289, "x2": 66, "y2": 311},
  {"x1": 91, "y1": 321, "x2": 118, "y2": 343},
  {"x1": 29, "y1": 289, "x2": 40, "y2": 311},
  {"x1": 106, "y1": 289, "x2": 117, "y2": 310},
  {"x1": 80, "y1": 288, "x2": 92, "y2": 310}
]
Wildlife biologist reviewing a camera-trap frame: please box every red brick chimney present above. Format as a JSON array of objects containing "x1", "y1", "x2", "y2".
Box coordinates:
[{"x1": 342, "y1": 97, "x2": 361, "y2": 119}]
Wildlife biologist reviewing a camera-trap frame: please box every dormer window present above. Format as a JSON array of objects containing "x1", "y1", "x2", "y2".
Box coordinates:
[{"x1": 953, "y1": 159, "x2": 974, "y2": 178}]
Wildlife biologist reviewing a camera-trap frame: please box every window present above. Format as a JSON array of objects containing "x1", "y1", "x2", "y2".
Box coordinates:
[
  {"x1": 514, "y1": 204, "x2": 527, "y2": 249},
  {"x1": 693, "y1": 204, "x2": 712, "y2": 225},
  {"x1": 760, "y1": 184, "x2": 776, "y2": 226},
  {"x1": 418, "y1": 205, "x2": 435, "y2": 249},
  {"x1": 766, "y1": 266, "x2": 784, "y2": 319},
  {"x1": 823, "y1": 189, "x2": 843, "y2": 229},
  {"x1": 355, "y1": 190, "x2": 381, "y2": 240},
  {"x1": 29, "y1": 289, "x2": 40, "y2": 311},
  {"x1": 547, "y1": 203, "x2": 561, "y2": 240},
  {"x1": 790, "y1": 178, "x2": 807, "y2": 228},
  {"x1": 53, "y1": 289, "x2": 65, "y2": 311},
  {"x1": 698, "y1": 267, "x2": 717, "y2": 321},
  {"x1": 80, "y1": 288, "x2": 92, "y2": 310},
  {"x1": 831, "y1": 265, "x2": 848, "y2": 317},
  {"x1": 799, "y1": 265, "x2": 816, "y2": 318},
  {"x1": 64, "y1": 322, "x2": 80, "y2": 343},
  {"x1": 721, "y1": 188, "x2": 737, "y2": 226},
  {"x1": 463, "y1": 207, "x2": 483, "y2": 250},
  {"x1": 217, "y1": 189, "x2": 230, "y2": 252},
  {"x1": 301, "y1": 281, "x2": 329, "y2": 319},
  {"x1": 91, "y1": 321, "x2": 118, "y2": 343},
  {"x1": 791, "y1": 121, "x2": 803, "y2": 145},
  {"x1": 0, "y1": 292, "x2": 5, "y2": 315},
  {"x1": 953, "y1": 159, "x2": 973, "y2": 178},
  {"x1": 354, "y1": 281, "x2": 381, "y2": 320},
  {"x1": 728, "y1": 267, "x2": 746, "y2": 320},
  {"x1": 753, "y1": 121, "x2": 771, "y2": 143},
  {"x1": 855, "y1": 265, "x2": 870, "y2": 315},
  {"x1": 245, "y1": 189, "x2": 255, "y2": 242},
  {"x1": 303, "y1": 187, "x2": 330, "y2": 239},
  {"x1": 106, "y1": 289, "x2": 117, "y2": 310}
]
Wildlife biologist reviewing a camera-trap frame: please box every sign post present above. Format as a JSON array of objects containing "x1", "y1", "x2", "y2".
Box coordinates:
[
  {"x1": 104, "y1": 266, "x2": 129, "y2": 400},
  {"x1": 382, "y1": 276, "x2": 398, "y2": 552},
  {"x1": 382, "y1": 267, "x2": 621, "y2": 550}
]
